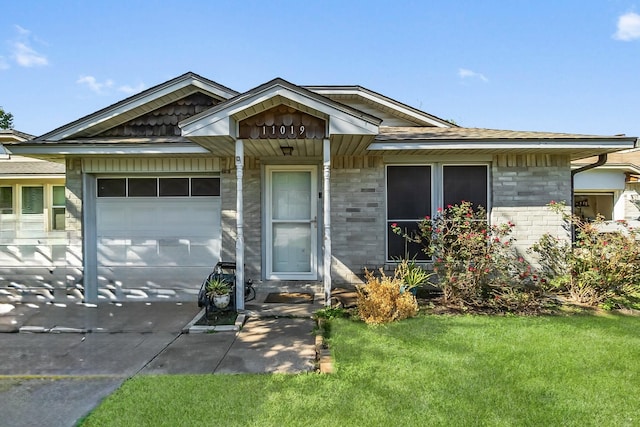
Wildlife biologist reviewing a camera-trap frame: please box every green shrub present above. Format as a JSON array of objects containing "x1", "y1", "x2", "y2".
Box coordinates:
[
  {"x1": 532, "y1": 201, "x2": 640, "y2": 307},
  {"x1": 392, "y1": 201, "x2": 544, "y2": 312}
]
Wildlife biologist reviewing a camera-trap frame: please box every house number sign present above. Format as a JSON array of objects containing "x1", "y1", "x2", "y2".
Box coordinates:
[{"x1": 239, "y1": 106, "x2": 326, "y2": 139}]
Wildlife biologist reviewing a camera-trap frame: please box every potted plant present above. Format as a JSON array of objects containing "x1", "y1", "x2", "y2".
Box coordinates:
[{"x1": 205, "y1": 277, "x2": 231, "y2": 309}]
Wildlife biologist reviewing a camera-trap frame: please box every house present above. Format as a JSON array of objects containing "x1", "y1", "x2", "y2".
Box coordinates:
[
  {"x1": 6, "y1": 72, "x2": 637, "y2": 307},
  {"x1": 572, "y1": 150, "x2": 640, "y2": 222},
  {"x1": 0, "y1": 129, "x2": 67, "y2": 300}
]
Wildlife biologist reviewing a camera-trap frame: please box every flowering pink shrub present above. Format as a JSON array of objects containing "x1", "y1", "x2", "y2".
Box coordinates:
[{"x1": 392, "y1": 201, "x2": 544, "y2": 312}]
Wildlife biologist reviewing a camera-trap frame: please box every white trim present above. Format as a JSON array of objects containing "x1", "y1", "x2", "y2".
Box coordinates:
[
  {"x1": 265, "y1": 165, "x2": 318, "y2": 280},
  {"x1": 8, "y1": 144, "x2": 210, "y2": 156},
  {"x1": 308, "y1": 87, "x2": 450, "y2": 128},
  {"x1": 322, "y1": 139, "x2": 331, "y2": 306},
  {"x1": 235, "y1": 140, "x2": 245, "y2": 311},
  {"x1": 369, "y1": 141, "x2": 635, "y2": 151}
]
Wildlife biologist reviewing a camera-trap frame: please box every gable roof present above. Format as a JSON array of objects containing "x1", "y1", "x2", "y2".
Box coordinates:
[
  {"x1": 180, "y1": 78, "x2": 382, "y2": 156},
  {"x1": 36, "y1": 72, "x2": 239, "y2": 141},
  {"x1": 304, "y1": 85, "x2": 454, "y2": 127},
  {"x1": 0, "y1": 129, "x2": 35, "y2": 144}
]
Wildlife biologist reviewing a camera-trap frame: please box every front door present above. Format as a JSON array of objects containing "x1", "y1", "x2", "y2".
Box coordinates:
[{"x1": 266, "y1": 165, "x2": 317, "y2": 280}]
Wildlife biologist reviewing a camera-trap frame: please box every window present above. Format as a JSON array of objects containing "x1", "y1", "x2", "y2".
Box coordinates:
[
  {"x1": 192, "y1": 177, "x2": 220, "y2": 196},
  {"x1": 97, "y1": 177, "x2": 221, "y2": 197},
  {"x1": 159, "y1": 178, "x2": 189, "y2": 196},
  {"x1": 22, "y1": 186, "x2": 44, "y2": 214},
  {"x1": 98, "y1": 178, "x2": 126, "y2": 197},
  {"x1": 386, "y1": 164, "x2": 489, "y2": 261},
  {"x1": 387, "y1": 166, "x2": 431, "y2": 260},
  {"x1": 52, "y1": 186, "x2": 65, "y2": 230},
  {"x1": 128, "y1": 178, "x2": 157, "y2": 197},
  {"x1": 574, "y1": 193, "x2": 614, "y2": 221},
  {"x1": 0, "y1": 187, "x2": 12, "y2": 214},
  {"x1": 443, "y1": 165, "x2": 488, "y2": 209}
]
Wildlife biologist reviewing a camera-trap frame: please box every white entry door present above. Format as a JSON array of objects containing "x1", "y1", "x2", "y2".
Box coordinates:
[{"x1": 266, "y1": 166, "x2": 317, "y2": 280}]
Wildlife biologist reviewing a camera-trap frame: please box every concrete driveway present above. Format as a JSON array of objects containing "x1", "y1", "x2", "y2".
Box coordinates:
[{"x1": 0, "y1": 301, "x2": 316, "y2": 427}]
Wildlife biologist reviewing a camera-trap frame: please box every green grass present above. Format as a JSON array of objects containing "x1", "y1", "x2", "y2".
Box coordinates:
[{"x1": 81, "y1": 313, "x2": 640, "y2": 427}]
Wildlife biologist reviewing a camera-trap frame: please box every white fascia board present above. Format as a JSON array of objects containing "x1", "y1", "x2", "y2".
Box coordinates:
[
  {"x1": 310, "y1": 87, "x2": 449, "y2": 127},
  {"x1": 571, "y1": 163, "x2": 640, "y2": 175},
  {"x1": 368, "y1": 140, "x2": 636, "y2": 151},
  {"x1": 8, "y1": 144, "x2": 210, "y2": 155},
  {"x1": 181, "y1": 115, "x2": 234, "y2": 138}
]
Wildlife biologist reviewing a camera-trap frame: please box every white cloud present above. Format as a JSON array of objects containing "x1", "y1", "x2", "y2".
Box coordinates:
[
  {"x1": 77, "y1": 75, "x2": 114, "y2": 94},
  {"x1": 8, "y1": 25, "x2": 49, "y2": 67},
  {"x1": 11, "y1": 42, "x2": 48, "y2": 67},
  {"x1": 614, "y1": 12, "x2": 640, "y2": 41},
  {"x1": 458, "y1": 68, "x2": 488, "y2": 82},
  {"x1": 14, "y1": 24, "x2": 30, "y2": 36},
  {"x1": 118, "y1": 83, "x2": 145, "y2": 95}
]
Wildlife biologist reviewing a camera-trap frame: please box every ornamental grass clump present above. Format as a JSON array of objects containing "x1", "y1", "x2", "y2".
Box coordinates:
[{"x1": 356, "y1": 267, "x2": 418, "y2": 325}]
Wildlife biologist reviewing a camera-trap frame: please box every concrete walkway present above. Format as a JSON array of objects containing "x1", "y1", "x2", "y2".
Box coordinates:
[{"x1": 0, "y1": 300, "x2": 318, "y2": 427}]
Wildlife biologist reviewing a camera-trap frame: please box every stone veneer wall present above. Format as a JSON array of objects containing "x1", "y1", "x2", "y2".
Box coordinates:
[
  {"x1": 490, "y1": 154, "x2": 572, "y2": 260},
  {"x1": 329, "y1": 164, "x2": 386, "y2": 285},
  {"x1": 220, "y1": 159, "x2": 262, "y2": 280}
]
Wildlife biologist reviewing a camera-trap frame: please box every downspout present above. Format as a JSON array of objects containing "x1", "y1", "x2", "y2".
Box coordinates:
[{"x1": 570, "y1": 153, "x2": 607, "y2": 240}]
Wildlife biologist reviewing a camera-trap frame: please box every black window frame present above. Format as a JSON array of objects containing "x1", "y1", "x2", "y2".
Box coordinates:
[{"x1": 385, "y1": 163, "x2": 490, "y2": 262}]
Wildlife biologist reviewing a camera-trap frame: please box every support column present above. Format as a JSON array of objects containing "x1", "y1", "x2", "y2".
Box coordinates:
[
  {"x1": 323, "y1": 138, "x2": 332, "y2": 306},
  {"x1": 82, "y1": 172, "x2": 98, "y2": 304},
  {"x1": 235, "y1": 140, "x2": 245, "y2": 311}
]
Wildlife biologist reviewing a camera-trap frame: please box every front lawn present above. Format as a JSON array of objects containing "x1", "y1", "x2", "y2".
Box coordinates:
[{"x1": 81, "y1": 313, "x2": 640, "y2": 426}]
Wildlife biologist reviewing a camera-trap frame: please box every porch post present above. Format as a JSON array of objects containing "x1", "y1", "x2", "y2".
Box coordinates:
[
  {"x1": 235, "y1": 140, "x2": 245, "y2": 311},
  {"x1": 323, "y1": 138, "x2": 332, "y2": 306}
]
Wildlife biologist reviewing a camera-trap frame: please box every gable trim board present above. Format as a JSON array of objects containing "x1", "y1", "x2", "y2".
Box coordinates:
[{"x1": 2, "y1": 72, "x2": 638, "y2": 305}]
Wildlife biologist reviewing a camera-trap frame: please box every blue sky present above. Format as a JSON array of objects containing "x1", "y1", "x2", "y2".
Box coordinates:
[{"x1": 1, "y1": 1, "x2": 639, "y2": 137}]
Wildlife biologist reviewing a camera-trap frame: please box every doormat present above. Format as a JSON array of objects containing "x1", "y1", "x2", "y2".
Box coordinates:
[{"x1": 264, "y1": 292, "x2": 314, "y2": 304}]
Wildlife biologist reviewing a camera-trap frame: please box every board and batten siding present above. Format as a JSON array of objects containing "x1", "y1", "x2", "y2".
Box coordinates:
[{"x1": 83, "y1": 157, "x2": 221, "y2": 174}]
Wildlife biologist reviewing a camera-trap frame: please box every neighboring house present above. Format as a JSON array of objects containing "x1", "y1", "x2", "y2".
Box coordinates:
[
  {"x1": 6, "y1": 72, "x2": 638, "y2": 306},
  {"x1": 0, "y1": 130, "x2": 67, "y2": 299},
  {"x1": 573, "y1": 150, "x2": 640, "y2": 222}
]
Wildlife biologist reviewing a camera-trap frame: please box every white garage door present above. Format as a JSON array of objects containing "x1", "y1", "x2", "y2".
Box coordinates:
[{"x1": 95, "y1": 177, "x2": 221, "y2": 297}]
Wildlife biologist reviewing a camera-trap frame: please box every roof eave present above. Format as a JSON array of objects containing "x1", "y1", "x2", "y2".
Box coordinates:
[
  {"x1": 304, "y1": 85, "x2": 454, "y2": 128},
  {"x1": 37, "y1": 72, "x2": 239, "y2": 142}
]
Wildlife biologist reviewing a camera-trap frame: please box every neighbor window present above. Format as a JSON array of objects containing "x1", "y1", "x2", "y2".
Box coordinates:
[
  {"x1": 574, "y1": 193, "x2": 614, "y2": 221},
  {"x1": 0, "y1": 187, "x2": 13, "y2": 214},
  {"x1": 52, "y1": 186, "x2": 65, "y2": 230},
  {"x1": 22, "y1": 186, "x2": 44, "y2": 214}
]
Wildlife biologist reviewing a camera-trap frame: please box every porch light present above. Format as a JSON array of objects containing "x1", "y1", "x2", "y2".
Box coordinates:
[{"x1": 280, "y1": 145, "x2": 294, "y2": 156}]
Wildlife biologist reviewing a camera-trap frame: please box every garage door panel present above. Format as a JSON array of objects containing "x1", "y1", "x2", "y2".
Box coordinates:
[{"x1": 96, "y1": 191, "x2": 221, "y2": 292}]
